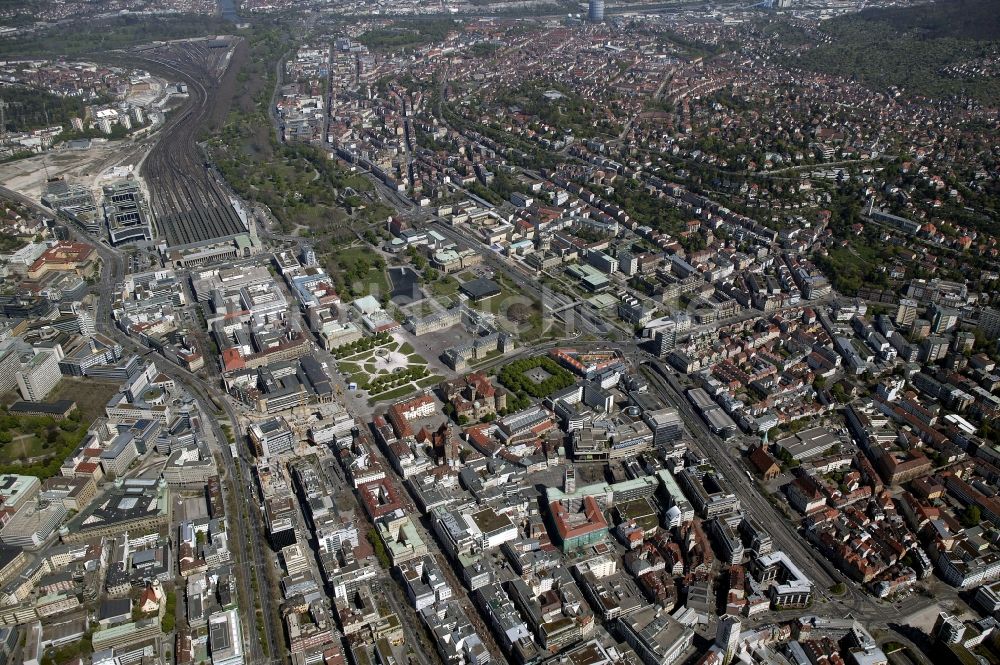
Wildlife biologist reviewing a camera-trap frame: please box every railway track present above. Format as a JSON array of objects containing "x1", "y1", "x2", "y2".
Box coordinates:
[
  {"x1": 130, "y1": 40, "x2": 249, "y2": 248},
  {"x1": 108, "y1": 38, "x2": 284, "y2": 664}
]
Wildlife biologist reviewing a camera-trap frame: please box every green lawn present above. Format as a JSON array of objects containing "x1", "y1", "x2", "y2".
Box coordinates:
[
  {"x1": 45, "y1": 377, "x2": 120, "y2": 424},
  {"x1": 0, "y1": 435, "x2": 45, "y2": 465},
  {"x1": 476, "y1": 285, "x2": 519, "y2": 315},
  {"x1": 429, "y1": 276, "x2": 461, "y2": 297},
  {"x1": 368, "y1": 385, "x2": 419, "y2": 404},
  {"x1": 324, "y1": 246, "x2": 390, "y2": 300},
  {"x1": 0, "y1": 398, "x2": 95, "y2": 477},
  {"x1": 416, "y1": 375, "x2": 444, "y2": 389},
  {"x1": 336, "y1": 362, "x2": 370, "y2": 387}
]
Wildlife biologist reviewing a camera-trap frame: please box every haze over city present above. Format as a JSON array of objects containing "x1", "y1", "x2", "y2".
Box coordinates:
[{"x1": 0, "y1": 2, "x2": 997, "y2": 665}]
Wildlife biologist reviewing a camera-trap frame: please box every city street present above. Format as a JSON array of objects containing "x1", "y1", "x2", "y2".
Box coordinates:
[{"x1": 0, "y1": 184, "x2": 284, "y2": 665}]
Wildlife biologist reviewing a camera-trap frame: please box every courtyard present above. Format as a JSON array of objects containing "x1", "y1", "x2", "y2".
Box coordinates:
[{"x1": 335, "y1": 334, "x2": 443, "y2": 403}]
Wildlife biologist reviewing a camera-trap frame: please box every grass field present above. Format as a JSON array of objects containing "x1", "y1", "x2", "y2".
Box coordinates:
[
  {"x1": 368, "y1": 385, "x2": 418, "y2": 403},
  {"x1": 49, "y1": 377, "x2": 120, "y2": 423},
  {"x1": 0, "y1": 435, "x2": 43, "y2": 464},
  {"x1": 429, "y1": 276, "x2": 461, "y2": 297},
  {"x1": 323, "y1": 246, "x2": 390, "y2": 300},
  {"x1": 0, "y1": 375, "x2": 117, "y2": 476},
  {"x1": 336, "y1": 362, "x2": 369, "y2": 387},
  {"x1": 415, "y1": 375, "x2": 444, "y2": 389},
  {"x1": 336, "y1": 339, "x2": 429, "y2": 393}
]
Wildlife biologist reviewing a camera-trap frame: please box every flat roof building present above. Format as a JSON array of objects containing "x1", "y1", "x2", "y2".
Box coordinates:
[
  {"x1": 0, "y1": 500, "x2": 67, "y2": 550},
  {"x1": 209, "y1": 609, "x2": 244, "y2": 665},
  {"x1": 62, "y1": 479, "x2": 168, "y2": 542},
  {"x1": 16, "y1": 351, "x2": 62, "y2": 402},
  {"x1": 103, "y1": 181, "x2": 153, "y2": 246},
  {"x1": 643, "y1": 408, "x2": 683, "y2": 444},
  {"x1": 376, "y1": 513, "x2": 428, "y2": 565},
  {"x1": 39, "y1": 476, "x2": 97, "y2": 513},
  {"x1": 775, "y1": 427, "x2": 841, "y2": 461},
  {"x1": 751, "y1": 551, "x2": 813, "y2": 609},
  {"x1": 249, "y1": 419, "x2": 294, "y2": 458},
  {"x1": 0, "y1": 475, "x2": 40, "y2": 511},
  {"x1": 8, "y1": 400, "x2": 77, "y2": 419},
  {"x1": 618, "y1": 606, "x2": 694, "y2": 665},
  {"x1": 460, "y1": 278, "x2": 502, "y2": 302}
]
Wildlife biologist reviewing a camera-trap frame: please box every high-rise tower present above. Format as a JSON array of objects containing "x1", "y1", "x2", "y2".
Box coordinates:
[
  {"x1": 716, "y1": 615, "x2": 741, "y2": 665},
  {"x1": 588, "y1": 0, "x2": 604, "y2": 22},
  {"x1": 564, "y1": 467, "x2": 576, "y2": 494}
]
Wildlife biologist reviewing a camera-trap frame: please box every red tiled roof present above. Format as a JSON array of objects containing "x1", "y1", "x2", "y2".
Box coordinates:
[
  {"x1": 550, "y1": 496, "x2": 608, "y2": 542},
  {"x1": 222, "y1": 348, "x2": 245, "y2": 371}
]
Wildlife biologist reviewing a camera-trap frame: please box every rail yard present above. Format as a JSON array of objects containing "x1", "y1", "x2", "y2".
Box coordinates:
[{"x1": 131, "y1": 38, "x2": 250, "y2": 248}]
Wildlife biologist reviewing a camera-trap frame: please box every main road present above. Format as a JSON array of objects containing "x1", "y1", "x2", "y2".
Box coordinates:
[
  {"x1": 636, "y1": 352, "x2": 948, "y2": 627},
  {"x1": 296, "y1": 130, "x2": 948, "y2": 632},
  {"x1": 641, "y1": 356, "x2": 839, "y2": 589},
  {"x1": 0, "y1": 184, "x2": 284, "y2": 665}
]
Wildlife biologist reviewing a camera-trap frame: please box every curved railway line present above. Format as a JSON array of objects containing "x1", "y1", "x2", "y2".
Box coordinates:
[
  {"x1": 129, "y1": 39, "x2": 249, "y2": 248},
  {"x1": 108, "y1": 38, "x2": 283, "y2": 664}
]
